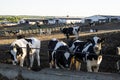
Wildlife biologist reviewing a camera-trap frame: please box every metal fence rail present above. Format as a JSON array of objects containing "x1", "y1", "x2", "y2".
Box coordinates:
[
  {"x1": 17, "y1": 45, "x2": 120, "y2": 58},
  {"x1": 0, "y1": 25, "x2": 92, "y2": 36},
  {"x1": 0, "y1": 25, "x2": 71, "y2": 36}
]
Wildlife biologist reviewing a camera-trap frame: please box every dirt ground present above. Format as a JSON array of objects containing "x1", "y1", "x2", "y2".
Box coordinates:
[{"x1": 0, "y1": 22, "x2": 120, "y2": 79}]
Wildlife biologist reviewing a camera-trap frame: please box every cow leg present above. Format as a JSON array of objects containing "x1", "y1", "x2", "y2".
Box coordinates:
[
  {"x1": 55, "y1": 64, "x2": 60, "y2": 69},
  {"x1": 49, "y1": 60, "x2": 54, "y2": 68},
  {"x1": 55, "y1": 63, "x2": 60, "y2": 69},
  {"x1": 49, "y1": 63, "x2": 52, "y2": 68},
  {"x1": 30, "y1": 55, "x2": 34, "y2": 68},
  {"x1": 75, "y1": 60, "x2": 81, "y2": 71},
  {"x1": 59, "y1": 64, "x2": 65, "y2": 69},
  {"x1": 70, "y1": 57, "x2": 75, "y2": 70},
  {"x1": 20, "y1": 58, "x2": 24, "y2": 67},
  {"x1": 20, "y1": 54, "x2": 26, "y2": 67},
  {"x1": 87, "y1": 60, "x2": 92, "y2": 72},
  {"x1": 49, "y1": 55, "x2": 54, "y2": 68},
  {"x1": 93, "y1": 65, "x2": 99, "y2": 72},
  {"x1": 116, "y1": 60, "x2": 120, "y2": 72},
  {"x1": 93, "y1": 56, "x2": 102, "y2": 72},
  {"x1": 55, "y1": 59, "x2": 60, "y2": 69},
  {"x1": 36, "y1": 50, "x2": 40, "y2": 66}
]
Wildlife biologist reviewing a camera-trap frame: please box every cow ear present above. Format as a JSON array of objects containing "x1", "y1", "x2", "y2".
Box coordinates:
[{"x1": 100, "y1": 38, "x2": 105, "y2": 43}]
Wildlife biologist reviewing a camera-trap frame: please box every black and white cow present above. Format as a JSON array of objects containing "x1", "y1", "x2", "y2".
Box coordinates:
[
  {"x1": 48, "y1": 38, "x2": 72, "y2": 69},
  {"x1": 68, "y1": 39, "x2": 87, "y2": 54},
  {"x1": 70, "y1": 36, "x2": 104, "y2": 72},
  {"x1": 60, "y1": 26, "x2": 80, "y2": 39},
  {"x1": 10, "y1": 37, "x2": 41, "y2": 68}
]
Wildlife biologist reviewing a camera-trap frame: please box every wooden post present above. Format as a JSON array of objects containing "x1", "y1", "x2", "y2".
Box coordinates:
[{"x1": 39, "y1": 29, "x2": 43, "y2": 35}]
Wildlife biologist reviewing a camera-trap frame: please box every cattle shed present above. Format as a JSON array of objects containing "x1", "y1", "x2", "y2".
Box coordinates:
[
  {"x1": 81, "y1": 15, "x2": 120, "y2": 24},
  {"x1": 20, "y1": 17, "x2": 82, "y2": 25},
  {"x1": 0, "y1": 63, "x2": 120, "y2": 80}
]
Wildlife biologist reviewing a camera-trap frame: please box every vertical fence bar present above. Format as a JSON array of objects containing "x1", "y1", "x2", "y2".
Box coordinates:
[{"x1": 26, "y1": 44, "x2": 30, "y2": 68}]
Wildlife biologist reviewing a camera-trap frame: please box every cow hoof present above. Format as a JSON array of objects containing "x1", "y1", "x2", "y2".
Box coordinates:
[
  {"x1": 56, "y1": 67, "x2": 60, "y2": 69},
  {"x1": 28, "y1": 67, "x2": 31, "y2": 70}
]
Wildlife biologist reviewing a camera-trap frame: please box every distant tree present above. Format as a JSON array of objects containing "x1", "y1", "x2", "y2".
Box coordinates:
[{"x1": 6, "y1": 16, "x2": 21, "y2": 23}]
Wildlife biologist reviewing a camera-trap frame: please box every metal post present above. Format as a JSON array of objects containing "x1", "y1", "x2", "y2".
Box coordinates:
[{"x1": 26, "y1": 44, "x2": 30, "y2": 68}]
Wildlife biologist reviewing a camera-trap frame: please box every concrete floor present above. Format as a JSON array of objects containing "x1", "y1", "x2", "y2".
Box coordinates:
[{"x1": 0, "y1": 63, "x2": 120, "y2": 80}]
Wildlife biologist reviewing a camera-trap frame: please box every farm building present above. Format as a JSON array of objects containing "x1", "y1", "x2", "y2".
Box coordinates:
[
  {"x1": 19, "y1": 17, "x2": 82, "y2": 25},
  {"x1": 81, "y1": 15, "x2": 120, "y2": 24},
  {"x1": 60, "y1": 17, "x2": 82, "y2": 24},
  {"x1": 81, "y1": 15, "x2": 107, "y2": 24},
  {"x1": 19, "y1": 18, "x2": 43, "y2": 25},
  {"x1": 102, "y1": 15, "x2": 120, "y2": 22},
  {"x1": 18, "y1": 15, "x2": 120, "y2": 26},
  {"x1": 0, "y1": 18, "x2": 17, "y2": 26}
]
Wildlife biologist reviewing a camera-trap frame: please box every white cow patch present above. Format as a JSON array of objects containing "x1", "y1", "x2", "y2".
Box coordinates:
[
  {"x1": 69, "y1": 40, "x2": 83, "y2": 53},
  {"x1": 93, "y1": 36, "x2": 100, "y2": 44},
  {"x1": 52, "y1": 38, "x2": 57, "y2": 41},
  {"x1": 117, "y1": 47, "x2": 120, "y2": 55},
  {"x1": 52, "y1": 41, "x2": 67, "y2": 59},
  {"x1": 97, "y1": 56, "x2": 102, "y2": 64},
  {"x1": 82, "y1": 43, "x2": 92, "y2": 53},
  {"x1": 64, "y1": 52, "x2": 70, "y2": 60},
  {"x1": 73, "y1": 26, "x2": 79, "y2": 34}
]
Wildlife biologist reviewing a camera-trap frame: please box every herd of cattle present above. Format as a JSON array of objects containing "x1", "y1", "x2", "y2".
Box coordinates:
[{"x1": 9, "y1": 26, "x2": 120, "y2": 72}]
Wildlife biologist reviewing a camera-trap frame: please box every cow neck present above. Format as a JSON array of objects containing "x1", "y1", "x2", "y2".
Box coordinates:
[{"x1": 82, "y1": 43, "x2": 92, "y2": 53}]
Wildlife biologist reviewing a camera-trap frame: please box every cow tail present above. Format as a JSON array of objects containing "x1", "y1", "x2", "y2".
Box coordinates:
[{"x1": 26, "y1": 44, "x2": 30, "y2": 68}]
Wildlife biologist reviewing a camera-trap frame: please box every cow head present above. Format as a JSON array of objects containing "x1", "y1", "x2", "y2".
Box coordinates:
[
  {"x1": 56, "y1": 45, "x2": 72, "y2": 69},
  {"x1": 60, "y1": 28, "x2": 70, "y2": 39},
  {"x1": 87, "y1": 36, "x2": 104, "y2": 55},
  {"x1": 10, "y1": 44, "x2": 23, "y2": 65}
]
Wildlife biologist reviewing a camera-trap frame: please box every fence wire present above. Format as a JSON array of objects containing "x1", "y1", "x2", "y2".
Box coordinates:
[{"x1": 17, "y1": 46, "x2": 120, "y2": 58}]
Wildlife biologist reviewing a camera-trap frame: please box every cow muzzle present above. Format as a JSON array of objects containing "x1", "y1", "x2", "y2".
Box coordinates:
[
  {"x1": 66, "y1": 64, "x2": 69, "y2": 67},
  {"x1": 94, "y1": 47, "x2": 99, "y2": 51}
]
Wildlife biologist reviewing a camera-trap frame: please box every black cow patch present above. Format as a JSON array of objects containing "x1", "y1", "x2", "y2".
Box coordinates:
[
  {"x1": 48, "y1": 39, "x2": 71, "y2": 69},
  {"x1": 10, "y1": 44, "x2": 23, "y2": 60},
  {"x1": 55, "y1": 46, "x2": 71, "y2": 68},
  {"x1": 15, "y1": 44, "x2": 23, "y2": 56},
  {"x1": 25, "y1": 39, "x2": 32, "y2": 44},
  {"x1": 48, "y1": 39, "x2": 59, "y2": 63},
  {"x1": 61, "y1": 27, "x2": 74, "y2": 35}
]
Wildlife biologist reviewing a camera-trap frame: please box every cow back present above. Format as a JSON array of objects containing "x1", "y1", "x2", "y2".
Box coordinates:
[{"x1": 48, "y1": 39, "x2": 58, "y2": 54}]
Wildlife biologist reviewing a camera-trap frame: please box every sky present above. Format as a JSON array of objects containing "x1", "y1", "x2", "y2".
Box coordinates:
[{"x1": 0, "y1": 0, "x2": 120, "y2": 17}]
